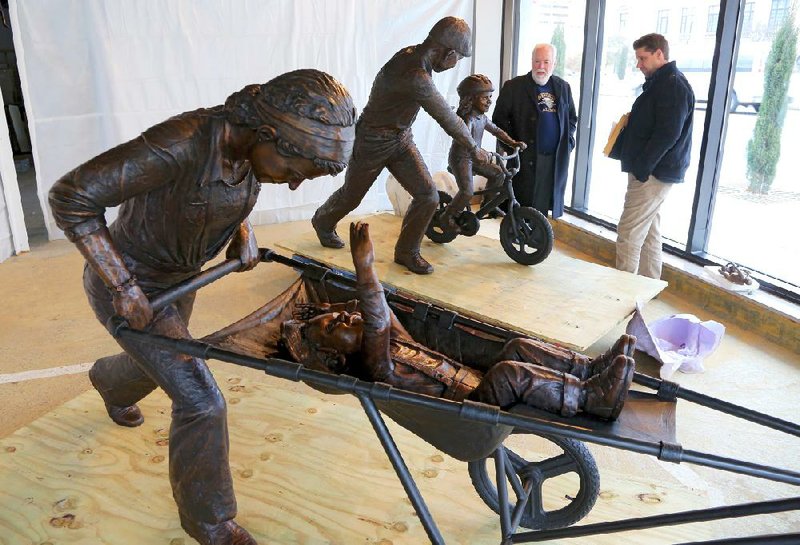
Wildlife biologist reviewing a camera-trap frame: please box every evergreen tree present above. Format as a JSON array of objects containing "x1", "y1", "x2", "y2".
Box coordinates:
[
  {"x1": 551, "y1": 24, "x2": 566, "y2": 78},
  {"x1": 746, "y1": 8, "x2": 798, "y2": 194}
]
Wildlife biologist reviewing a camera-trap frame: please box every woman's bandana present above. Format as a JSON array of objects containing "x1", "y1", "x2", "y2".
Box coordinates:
[{"x1": 259, "y1": 102, "x2": 355, "y2": 164}]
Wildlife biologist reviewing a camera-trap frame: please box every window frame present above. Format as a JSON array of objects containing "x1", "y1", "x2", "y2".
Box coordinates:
[
  {"x1": 680, "y1": 7, "x2": 695, "y2": 37},
  {"x1": 657, "y1": 8, "x2": 670, "y2": 34},
  {"x1": 503, "y1": 0, "x2": 799, "y2": 304}
]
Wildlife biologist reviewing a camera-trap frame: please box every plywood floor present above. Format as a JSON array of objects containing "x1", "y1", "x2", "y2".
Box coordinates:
[
  {"x1": 1, "y1": 367, "x2": 715, "y2": 545},
  {"x1": 277, "y1": 213, "x2": 666, "y2": 350},
  {"x1": 1, "y1": 216, "x2": 798, "y2": 544}
]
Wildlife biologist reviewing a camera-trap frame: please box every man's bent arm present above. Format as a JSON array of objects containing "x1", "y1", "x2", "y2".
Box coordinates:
[
  {"x1": 630, "y1": 80, "x2": 692, "y2": 181},
  {"x1": 567, "y1": 85, "x2": 577, "y2": 150},
  {"x1": 412, "y1": 71, "x2": 483, "y2": 158},
  {"x1": 74, "y1": 226, "x2": 153, "y2": 329},
  {"x1": 49, "y1": 136, "x2": 177, "y2": 328}
]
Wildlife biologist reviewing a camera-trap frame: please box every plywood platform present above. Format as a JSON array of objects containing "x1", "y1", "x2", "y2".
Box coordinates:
[
  {"x1": 278, "y1": 213, "x2": 666, "y2": 350},
  {"x1": 0, "y1": 366, "x2": 711, "y2": 545}
]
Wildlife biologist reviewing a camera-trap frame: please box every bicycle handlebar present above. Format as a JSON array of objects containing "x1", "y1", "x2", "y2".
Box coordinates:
[
  {"x1": 490, "y1": 147, "x2": 520, "y2": 162},
  {"x1": 489, "y1": 147, "x2": 522, "y2": 177}
]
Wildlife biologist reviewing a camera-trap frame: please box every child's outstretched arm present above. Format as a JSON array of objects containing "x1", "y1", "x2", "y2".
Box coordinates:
[{"x1": 485, "y1": 119, "x2": 527, "y2": 151}]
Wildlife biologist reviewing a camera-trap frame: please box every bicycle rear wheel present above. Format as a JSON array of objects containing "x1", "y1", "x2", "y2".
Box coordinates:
[{"x1": 425, "y1": 191, "x2": 459, "y2": 244}]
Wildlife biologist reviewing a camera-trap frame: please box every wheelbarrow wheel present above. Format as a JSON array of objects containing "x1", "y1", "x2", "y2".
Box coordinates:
[
  {"x1": 468, "y1": 435, "x2": 599, "y2": 530},
  {"x1": 425, "y1": 191, "x2": 458, "y2": 244},
  {"x1": 499, "y1": 206, "x2": 553, "y2": 265}
]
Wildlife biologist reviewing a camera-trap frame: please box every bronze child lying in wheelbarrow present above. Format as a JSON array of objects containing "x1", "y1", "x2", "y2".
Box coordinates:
[{"x1": 282, "y1": 222, "x2": 636, "y2": 420}]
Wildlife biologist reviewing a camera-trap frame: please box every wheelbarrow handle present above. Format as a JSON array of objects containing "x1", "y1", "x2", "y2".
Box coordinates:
[
  {"x1": 147, "y1": 247, "x2": 309, "y2": 312},
  {"x1": 149, "y1": 257, "x2": 249, "y2": 312},
  {"x1": 110, "y1": 248, "x2": 307, "y2": 334}
]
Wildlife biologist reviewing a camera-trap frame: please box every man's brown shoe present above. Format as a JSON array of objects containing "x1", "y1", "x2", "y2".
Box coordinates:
[
  {"x1": 311, "y1": 215, "x2": 345, "y2": 249},
  {"x1": 181, "y1": 517, "x2": 257, "y2": 545},
  {"x1": 394, "y1": 252, "x2": 434, "y2": 274},
  {"x1": 88, "y1": 367, "x2": 144, "y2": 428},
  {"x1": 583, "y1": 355, "x2": 634, "y2": 421}
]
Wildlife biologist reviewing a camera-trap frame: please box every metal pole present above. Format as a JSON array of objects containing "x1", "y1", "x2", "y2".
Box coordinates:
[
  {"x1": 357, "y1": 393, "x2": 445, "y2": 545},
  {"x1": 495, "y1": 447, "x2": 512, "y2": 539},
  {"x1": 678, "y1": 533, "x2": 800, "y2": 544},
  {"x1": 509, "y1": 480, "x2": 533, "y2": 532},
  {"x1": 148, "y1": 248, "x2": 315, "y2": 313},
  {"x1": 149, "y1": 258, "x2": 244, "y2": 311},
  {"x1": 511, "y1": 497, "x2": 800, "y2": 543},
  {"x1": 634, "y1": 373, "x2": 800, "y2": 437}
]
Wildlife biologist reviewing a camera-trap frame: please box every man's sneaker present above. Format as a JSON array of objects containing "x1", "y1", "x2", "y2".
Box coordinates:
[
  {"x1": 583, "y1": 355, "x2": 634, "y2": 421},
  {"x1": 394, "y1": 251, "x2": 434, "y2": 274},
  {"x1": 88, "y1": 367, "x2": 144, "y2": 428}
]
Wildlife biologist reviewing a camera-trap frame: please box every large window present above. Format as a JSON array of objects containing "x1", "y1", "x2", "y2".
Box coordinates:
[
  {"x1": 707, "y1": 8, "x2": 800, "y2": 287},
  {"x1": 657, "y1": 9, "x2": 670, "y2": 34},
  {"x1": 507, "y1": 0, "x2": 800, "y2": 297},
  {"x1": 707, "y1": 4, "x2": 720, "y2": 34},
  {"x1": 680, "y1": 7, "x2": 695, "y2": 37},
  {"x1": 742, "y1": 1, "x2": 754, "y2": 36},
  {"x1": 768, "y1": 0, "x2": 791, "y2": 34},
  {"x1": 516, "y1": 0, "x2": 586, "y2": 87},
  {"x1": 583, "y1": 0, "x2": 715, "y2": 249},
  {"x1": 516, "y1": 0, "x2": 587, "y2": 204}
]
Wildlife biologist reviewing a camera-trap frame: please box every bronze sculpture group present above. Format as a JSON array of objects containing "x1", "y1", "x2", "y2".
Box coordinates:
[
  {"x1": 48, "y1": 16, "x2": 637, "y2": 545},
  {"x1": 311, "y1": 16, "x2": 490, "y2": 275}
]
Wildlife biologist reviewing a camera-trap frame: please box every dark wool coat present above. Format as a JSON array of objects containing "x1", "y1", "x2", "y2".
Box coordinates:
[
  {"x1": 620, "y1": 61, "x2": 695, "y2": 183},
  {"x1": 492, "y1": 73, "x2": 577, "y2": 218}
]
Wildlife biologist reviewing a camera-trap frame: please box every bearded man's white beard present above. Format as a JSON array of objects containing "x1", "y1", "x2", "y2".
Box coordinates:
[{"x1": 532, "y1": 72, "x2": 550, "y2": 85}]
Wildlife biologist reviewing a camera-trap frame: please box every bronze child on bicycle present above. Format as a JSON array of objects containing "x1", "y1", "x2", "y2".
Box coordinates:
[
  {"x1": 439, "y1": 74, "x2": 526, "y2": 232},
  {"x1": 425, "y1": 75, "x2": 551, "y2": 265}
]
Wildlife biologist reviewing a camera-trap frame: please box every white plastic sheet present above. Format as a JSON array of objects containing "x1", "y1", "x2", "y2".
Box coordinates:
[
  {"x1": 626, "y1": 302, "x2": 726, "y2": 380},
  {"x1": 10, "y1": 0, "x2": 473, "y2": 240}
]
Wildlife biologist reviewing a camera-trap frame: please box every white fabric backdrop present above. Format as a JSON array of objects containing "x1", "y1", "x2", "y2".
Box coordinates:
[
  {"x1": 0, "y1": 177, "x2": 12, "y2": 262},
  {"x1": 10, "y1": 0, "x2": 473, "y2": 240},
  {"x1": 0, "y1": 81, "x2": 28, "y2": 260}
]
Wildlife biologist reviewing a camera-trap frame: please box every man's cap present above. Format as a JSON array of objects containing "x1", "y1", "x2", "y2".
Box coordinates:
[
  {"x1": 428, "y1": 16, "x2": 472, "y2": 57},
  {"x1": 457, "y1": 74, "x2": 494, "y2": 97}
]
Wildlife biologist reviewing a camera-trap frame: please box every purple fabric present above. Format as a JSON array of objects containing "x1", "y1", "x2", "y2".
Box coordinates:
[{"x1": 626, "y1": 303, "x2": 725, "y2": 379}]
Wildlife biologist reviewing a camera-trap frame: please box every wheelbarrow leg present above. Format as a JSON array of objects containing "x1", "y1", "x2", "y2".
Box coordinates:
[
  {"x1": 495, "y1": 446, "x2": 512, "y2": 538},
  {"x1": 357, "y1": 393, "x2": 445, "y2": 545}
]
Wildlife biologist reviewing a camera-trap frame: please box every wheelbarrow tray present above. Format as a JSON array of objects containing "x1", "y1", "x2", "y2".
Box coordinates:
[{"x1": 202, "y1": 262, "x2": 676, "y2": 461}]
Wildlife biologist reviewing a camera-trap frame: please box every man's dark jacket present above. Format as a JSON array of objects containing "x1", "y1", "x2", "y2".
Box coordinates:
[
  {"x1": 492, "y1": 73, "x2": 576, "y2": 218},
  {"x1": 620, "y1": 61, "x2": 695, "y2": 183}
]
